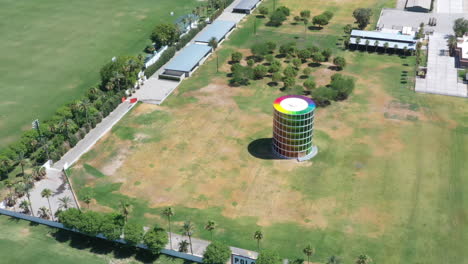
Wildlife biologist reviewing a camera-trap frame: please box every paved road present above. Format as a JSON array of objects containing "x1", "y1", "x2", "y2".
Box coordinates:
[
  {"x1": 416, "y1": 33, "x2": 468, "y2": 97},
  {"x1": 437, "y1": 0, "x2": 464, "y2": 13}
]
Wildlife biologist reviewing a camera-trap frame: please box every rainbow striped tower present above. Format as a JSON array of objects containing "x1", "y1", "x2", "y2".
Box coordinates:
[{"x1": 272, "y1": 95, "x2": 318, "y2": 161}]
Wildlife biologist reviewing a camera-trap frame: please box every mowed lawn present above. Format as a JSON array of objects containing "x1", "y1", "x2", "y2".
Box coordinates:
[
  {"x1": 0, "y1": 215, "x2": 191, "y2": 263},
  {"x1": 69, "y1": 0, "x2": 467, "y2": 263},
  {"x1": 0, "y1": 0, "x2": 198, "y2": 148}
]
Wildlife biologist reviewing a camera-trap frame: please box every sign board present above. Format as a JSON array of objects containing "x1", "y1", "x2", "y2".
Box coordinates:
[
  {"x1": 231, "y1": 254, "x2": 256, "y2": 264},
  {"x1": 32, "y1": 119, "x2": 39, "y2": 130}
]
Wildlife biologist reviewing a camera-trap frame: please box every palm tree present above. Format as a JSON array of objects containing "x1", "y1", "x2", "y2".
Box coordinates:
[
  {"x1": 120, "y1": 201, "x2": 131, "y2": 224},
  {"x1": 163, "y1": 207, "x2": 175, "y2": 249},
  {"x1": 58, "y1": 196, "x2": 73, "y2": 210},
  {"x1": 383, "y1": 42, "x2": 389, "y2": 53},
  {"x1": 356, "y1": 254, "x2": 372, "y2": 264},
  {"x1": 58, "y1": 118, "x2": 76, "y2": 139},
  {"x1": 4, "y1": 179, "x2": 14, "y2": 196},
  {"x1": 16, "y1": 152, "x2": 26, "y2": 176},
  {"x1": 41, "y1": 188, "x2": 54, "y2": 220},
  {"x1": 253, "y1": 230, "x2": 263, "y2": 250},
  {"x1": 403, "y1": 46, "x2": 408, "y2": 56},
  {"x1": 208, "y1": 37, "x2": 219, "y2": 73},
  {"x1": 182, "y1": 221, "x2": 195, "y2": 255},
  {"x1": 447, "y1": 35, "x2": 458, "y2": 56},
  {"x1": 19, "y1": 200, "x2": 31, "y2": 214},
  {"x1": 365, "y1": 40, "x2": 370, "y2": 52},
  {"x1": 374, "y1": 40, "x2": 379, "y2": 52},
  {"x1": 39, "y1": 137, "x2": 50, "y2": 161},
  {"x1": 14, "y1": 181, "x2": 27, "y2": 198},
  {"x1": 327, "y1": 256, "x2": 342, "y2": 264},
  {"x1": 38, "y1": 206, "x2": 50, "y2": 219},
  {"x1": 78, "y1": 99, "x2": 92, "y2": 127},
  {"x1": 355, "y1": 37, "x2": 361, "y2": 51},
  {"x1": 179, "y1": 240, "x2": 190, "y2": 253},
  {"x1": 205, "y1": 220, "x2": 216, "y2": 241},
  {"x1": 23, "y1": 174, "x2": 35, "y2": 216},
  {"x1": 303, "y1": 244, "x2": 315, "y2": 263},
  {"x1": 83, "y1": 195, "x2": 91, "y2": 209},
  {"x1": 393, "y1": 44, "x2": 399, "y2": 55}
]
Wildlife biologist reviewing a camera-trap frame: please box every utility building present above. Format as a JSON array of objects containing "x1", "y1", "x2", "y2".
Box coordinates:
[{"x1": 405, "y1": 0, "x2": 432, "y2": 13}]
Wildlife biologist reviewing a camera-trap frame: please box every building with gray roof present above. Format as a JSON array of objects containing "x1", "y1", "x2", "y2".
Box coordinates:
[
  {"x1": 233, "y1": 0, "x2": 261, "y2": 14},
  {"x1": 195, "y1": 20, "x2": 236, "y2": 44},
  {"x1": 160, "y1": 44, "x2": 212, "y2": 80},
  {"x1": 405, "y1": 0, "x2": 432, "y2": 12},
  {"x1": 349, "y1": 30, "x2": 417, "y2": 51}
]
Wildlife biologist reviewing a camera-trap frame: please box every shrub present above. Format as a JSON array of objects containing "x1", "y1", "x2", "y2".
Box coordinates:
[
  {"x1": 269, "y1": 63, "x2": 281, "y2": 73},
  {"x1": 283, "y1": 76, "x2": 296, "y2": 88},
  {"x1": 330, "y1": 73, "x2": 355, "y2": 100},
  {"x1": 124, "y1": 222, "x2": 144, "y2": 246},
  {"x1": 251, "y1": 42, "x2": 270, "y2": 60},
  {"x1": 145, "y1": 45, "x2": 155, "y2": 54},
  {"x1": 265, "y1": 54, "x2": 275, "y2": 63},
  {"x1": 143, "y1": 225, "x2": 168, "y2": 255},
  {"x1": 253, "y1": 65, "x2": 268, "y2": 79},
  {"x1": 304, "y1": 79, "x2": 316, "y2": 90},
  {"x1": 231, "y1": 51, "x2": 243, "y2": 63},
  {"x1": 353, "y1": 8, "x2": 373, "y2": 29},
  {"x1": 311, "y1": 53, "x2": 325, "y2": 63},
  {"x1": 259, "y1": 6, "x2": 269, "y2": 16},
  {"x1": 266, "y1": 41, "x2": 277, "y2": 53},
  {"x1": 279, "y1": 42, "x2": 297, "y2": 55},
  {"x1": 247, "y1": 59, "x2": 255, "y2": 67},
  {"x1": 276, "y1": 6, "x2": 290, "y2": 16},
  {"x1": 323, "y1": 11, "x2": 334, "y2": 20},
  {"x1": 311, "y1": 86, "x2": 337, "y2": 106},
  {"x1": 256, "y1": 250, "x2": 282, "y2": 264},
  {"x1": 300, "y1": 10, "x2": 311, "y2": 19},
  {"x1": 283, "y1": 65, "x2": 298, "y2": 78},
  {"x1": 144, "y1": 46, "x2": 177, "y2": 77},
  {"x1": 292, "y1": 58, "x2": 302, "y2": 68},
  {"x1": 312, "y1": 14, "x2": 329, "y2": 28},
  {"x1": 202, "y1": 241, "x2": 231, "y2": 264},
  {"x1": 272, "y1": 72, "x2": 283, "y2": 83},
  {"x1": 230, "y1": 65, "x2": 253, "y2": 86},
  {"x1": 321, "y1": 48, "x2": 332, "y2": 61},
  {"x1": 269, "y1": 10, "x2": 287, "y2": 26},
  {"x1": 303, "y1": 67, "x2": 312, "y2": 76},
  {"x1": 333, "y1": 56, "x2": 346, "y2": 70},
  {"x1": 297, "y1": 49, "x2": 312, "y2": 61}
]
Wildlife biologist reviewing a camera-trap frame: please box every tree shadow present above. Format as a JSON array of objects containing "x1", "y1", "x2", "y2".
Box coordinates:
[
  {"x1": 308, "y1": 26, "x2": 323, "y2": 31},
  {"x1": 247, "y1": 138, "x2": 283, "y2": 160},
  {"x1": 308, "y1": 62, "x2": 321, "y2": 68}
]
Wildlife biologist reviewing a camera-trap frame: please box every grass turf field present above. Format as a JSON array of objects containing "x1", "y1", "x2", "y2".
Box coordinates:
[
  {"x1": 0, "y1": 0, "x2": 198, "y2": 148},
  {"x1": 68, "y1": 0, "x2": 467, "y2": 263},
  {"x1": 0, "y1": 215, "x2": 192, "y2": 264}
]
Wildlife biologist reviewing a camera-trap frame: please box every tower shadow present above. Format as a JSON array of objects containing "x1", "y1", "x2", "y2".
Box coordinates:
[{"x1": 247, "y1": 138, "x2": 283, "y2": 160}]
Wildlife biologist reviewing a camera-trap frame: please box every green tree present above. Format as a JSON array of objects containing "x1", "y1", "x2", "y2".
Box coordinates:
[
  {"x1": 231, "y1": 52, "x2": 243, "y2": 63},
  {"x1": 374, "y1": 40, "x2": 379, "y2": 52},
  {"x1": 202, "y1": 241, "x2": 231, "y2": 264},
  {"x1": 300, "y1": 10, "x2": 311, "y2": 20},
  {"x1": 259, "y1": 6, "x2": 269, "y2": 17},
  {"x1": 179, "y1": 240, "x2": 190, "y2": 253},
  {"x1": 323, "y1": 11, "x2": 334, "y2": 20},
  {"x1": 41, "y1": 188, "x2": 54, "y2": 220},
  {"x1": 205, "y1": 220, "x2": 216, "y2": 241},
  {"x1": 163, "y1": 207, "x2": 175, "y2": 249},
  {"x1": 59, "y1": 196, "x2": 73, "y2": 210},
  {"x1": 253, "y1": 65, "x2": 268, "y2": 79},
  {"x1": 277, "y1": 6, "x2": 290, "y2": 16},
  {"x1": 16, "y1": 152, "x2": 26, "y2": 176},
  {"x1": 304, "y1": 79, "x2": 316, "y2": 90},
  {"x1": 38, "y1": 206, "x2": 50, "y2": 219},
  {"x1": 251, "y1": 43, "x2": 270, "y2": 60},
  {"x1": 22, "y1": 174, "x2": 34, "y2": 216},
  {"x1": 356, "y1": 255, "x2": 372, "y2": 264},
  {"x1": 352, "y1": 8, "x2": 373, "y2": 29},
  {"x1": 312, "y1": 14, "x2": 329, "y2": 28},
  {"x1": 150, "y1": 23, "x2": 180, "y2": 47},
  {"x1": 327, "y1": 256, "x2": 342, "y2": 264},
  {"x1": 19, "y1": 200, "x2": 31, "y2": 214},
  {"x1": 343, "y1": 24, "x2": 353, "y2": 34},
  {"x1": 311, "y1": 53, "x2": 325, "y2": 64},
  {"x1": 321, "y1": 48, "x2": 332, "y2": 61},
  {"x1": 447, "y1": 35, "x2": 458, "y2": 56},
  {"x1": 292, "y1": 58, "x2": 302, "y2": 68},
  {"x1": 256, "y1": 249, "x2": 281, "y2": 264},
  {"x1": 100, "y1": 214, "x2": 123, "y2": 241},
  {"x1": 333, "y1": 56, "x2": 346, "y2": 70},
  {"x1": 253, "y1": 230, "x2": 263, "y2": 250},
  {"x1": 383, "y1": 42, "x2": 389, "y2": 53},
  {"x1": 143, "y1": 225, "x2": 168, "y2": 255},
  {"x1": 209, "y1": 37, "x2": 219, "y2": 72},
  {"x1": 303, "y1": 67, "x2": 312, "y2": 76},
  {"x1": 272, "y1": 72, "x2": 283, "y2": 85},
  {"x1": 83, "y1": 195, "x2": 91, "y2": 209},
  {"x1": 120, "y1": 200, "x2": 131, "y2": 224},
  {"x1": 283, "y1": 65, "x2": 298, "y2": 78},
  {"x1": 365, "y1": 39, "x2": 370, "y2": 52},
  {"x1": 124, "y1": 222, "x2": 144, "y2": 246},
  {"x1": 269, "y1": 10, "x2": 287, "y2": 26},
  {"x1": 303, "y1": 244, "x2": 315, "y2": 263},
  {"x1": 182, "y1": 221, "x2": 195, "y2": 254},
  {"x1": 311, "y1": 86, "x2": 337, "y2": 106},
  {"x1": 453, "y1": 18, "x2": 468, "y2": 37}
]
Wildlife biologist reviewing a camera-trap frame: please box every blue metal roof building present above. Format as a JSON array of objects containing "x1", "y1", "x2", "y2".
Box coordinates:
[
  {"x1": 162, "y1": 44, "x2": 212, "y2": 78},
  {"x1": 195, "y1": 20, "x2": 236, "y2": 43},
  {"x1": 233, "y1": 0, "x2": 261, "y2": 14}
]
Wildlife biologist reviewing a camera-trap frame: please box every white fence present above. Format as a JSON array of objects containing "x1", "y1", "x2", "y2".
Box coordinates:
[{"x1": 144, "y1": 45, "x2": 169, "y2": 68}]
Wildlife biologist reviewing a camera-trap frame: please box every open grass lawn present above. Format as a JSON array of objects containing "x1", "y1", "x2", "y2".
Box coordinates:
[
  {"x1": 0, "y1": 0, "x2": 198, "y2": 148},
  {"x1": 0, "y1": 215, "x2": 191, "y2": 264},
  {"x1": 69, "y1": 0, "x2": 467, "y2": 263}
]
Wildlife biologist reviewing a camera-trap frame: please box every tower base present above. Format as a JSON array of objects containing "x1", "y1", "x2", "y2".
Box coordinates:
[{"x1": 272, "y1": 145, "x2": 318, "y2": 162}]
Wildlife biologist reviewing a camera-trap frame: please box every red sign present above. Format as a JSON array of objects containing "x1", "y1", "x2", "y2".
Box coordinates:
[
  {"x1": 130, "y1": 98, "x2": 138, "y2": 104},
  {"x1": 121, "y1": 97, "x2": 126, "y2": 103}
]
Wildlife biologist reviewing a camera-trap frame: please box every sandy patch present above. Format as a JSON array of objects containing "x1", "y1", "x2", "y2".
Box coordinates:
[{"x1": 19, "y1": 228, "x2": 30, "y2": 237}]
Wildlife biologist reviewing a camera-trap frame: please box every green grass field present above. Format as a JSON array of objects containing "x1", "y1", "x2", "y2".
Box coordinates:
[
  {"x1": 0, "y1": 215, "x2": 192, "y2": 264},
  {"x1": 66, "y1": 0, "x2": 467, "y2": 263},
  {"x1": 0, "y1": 0, "x2": 198, "y2": 148}
]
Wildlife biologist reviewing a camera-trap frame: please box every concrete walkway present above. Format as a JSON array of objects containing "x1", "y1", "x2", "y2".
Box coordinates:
[
  {"x1": 169, "y1": 233, "x2": 258, "y2": 261},
  {"x1": 415, "y1": 33, "x2": 468, "y2": 97}
]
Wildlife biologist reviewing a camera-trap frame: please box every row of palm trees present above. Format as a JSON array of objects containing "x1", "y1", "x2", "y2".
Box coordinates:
[{"x1": 347, "y1": 37, "x2": 412, "y2": 56}]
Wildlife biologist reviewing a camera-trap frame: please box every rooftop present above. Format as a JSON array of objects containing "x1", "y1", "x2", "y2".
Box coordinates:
[
  {"x1": 234, "y1": 0, "x2": 260, "y2": 11},
  {"x1": 351, "y1": 29, "x2": 416, "y2": 43},
  {"x1": 195, "y1": 20, "x2": 236, "y2": 43},
  {"x1": 164, "y1": 44, "x2": 212, "y2": 72}
]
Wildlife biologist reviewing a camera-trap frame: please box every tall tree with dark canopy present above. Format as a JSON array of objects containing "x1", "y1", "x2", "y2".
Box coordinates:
[
  {"x1": 202, "y1": 241, "x2": 231, "y2": 264},
  {"x1": 256, "y1": 250, "x2": 281, "y2": 264},
  {"x1": 353, "y1": 8, "x2": 373, "y2": 29},
  {"x1": 143, "y1": 225, "x2": 168, "y2": 255},
  {"x1": 163, "y1": 207, "x2": 175, "y2": 249},
  {"x1": 151, "y1": 23, "x2": 180, "y2": 47}
]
